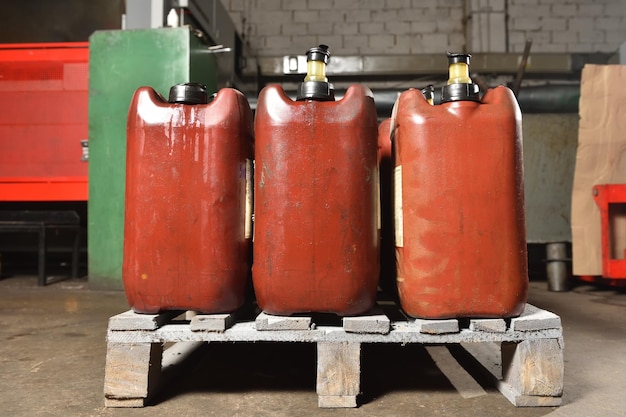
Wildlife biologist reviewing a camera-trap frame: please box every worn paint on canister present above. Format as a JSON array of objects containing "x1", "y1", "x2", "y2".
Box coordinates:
[
  {"x1": 123, "y1": 86, "x2": 254, "y2": 313},
  {"x1": 253, "y1": 84, "x2": 380, "y2": 316},
  {"x1": 392, "y1": 85, "x2": 528, "y2": 318}
]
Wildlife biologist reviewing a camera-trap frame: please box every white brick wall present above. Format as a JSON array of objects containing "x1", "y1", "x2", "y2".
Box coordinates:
[
  {"x1": 225, "y1": 0, "x2": 466, "y2": 55},
  {"x1": 508, "y1": 0, "x2": 626, "y2": 53},
  {"x1": 223, "y1": 0, "x2": 626, "y2": 56}
]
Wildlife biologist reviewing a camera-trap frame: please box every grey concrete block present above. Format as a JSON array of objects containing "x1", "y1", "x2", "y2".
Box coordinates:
[
  {"x1": 108, "y1": 310, "x2": 181, "y2": 331},
  {"x1": 470, "y1": 318, "x2": 507, "y2": 333},
  {"x1": 343, "y1": 309, "x2": 390, "y2": 334},
  {"x1": 415, "y1": 318, "x2": 460, "y2": 334},
  {"x1": 510, "y1": 304, "x2": 561, "y2": 331},
  {"x1": 255, "y1": 312, "x2": 312, "y2": 330},
  {"x1": 190, "y1": 313, "x2": 236, "y2": 332}
]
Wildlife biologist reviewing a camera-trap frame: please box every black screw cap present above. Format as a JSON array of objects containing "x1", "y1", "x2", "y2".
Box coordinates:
[
  {"x1": 168, "y1": 82, "x2": 209, "y2": 105},
  {"x1": 307, "y1": 44, "x2": 331, "y2": 63},
  {"x1": 446, "y1": 52, "x2": 471, "y2": 65}
]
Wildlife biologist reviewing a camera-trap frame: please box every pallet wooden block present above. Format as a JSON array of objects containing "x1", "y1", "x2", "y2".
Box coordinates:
[
  {"x1": 104, "y1": 303, "x2": 564, "y2": 408},
  {"x1": 317, "y1": 342, "x2": 361, "y2": 407},
  {"x1": 104, "y1": 342, "x2": 162, "y2": 407},
  {"x1": 461, "y1": 304, "x2": 565, "y2": 407}
]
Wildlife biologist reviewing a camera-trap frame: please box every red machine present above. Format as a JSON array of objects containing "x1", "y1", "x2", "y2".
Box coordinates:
[
  {"x1": 592, "y1": 184, "x2": 626, "y2": 282},
  {"x1": 123, "y1": 84, "x2": 254, "y2": 313},
  {"x1": 0, "y1": 42, "x2": 89, "y2": 201},
  {"x1": 392, "y1": 53, "x2": 528, "y2": 319},
  {"x1": 253, "y1": 45, "x2": 380, "y2": 316}
]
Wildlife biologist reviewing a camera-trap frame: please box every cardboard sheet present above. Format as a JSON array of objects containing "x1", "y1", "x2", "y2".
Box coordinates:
[{"x1": 571, "y1": 64, "x2": 626, "y2": 275}]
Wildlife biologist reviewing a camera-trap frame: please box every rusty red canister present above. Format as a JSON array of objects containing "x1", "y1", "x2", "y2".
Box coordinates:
[
  {"x1": 392, "y1": 53, "x2": 528, "y2": 319},
  {"x1": 253, "y1": 45, "x2": 380, "y2": 316},
  {"x1": 123, "y1": 83, "x2": 254, "y2": 314}
]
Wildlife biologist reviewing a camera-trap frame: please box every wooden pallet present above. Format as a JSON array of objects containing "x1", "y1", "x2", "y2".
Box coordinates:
[{"x1": 104, "y1": 303, "x2": 563, "y2": 408}]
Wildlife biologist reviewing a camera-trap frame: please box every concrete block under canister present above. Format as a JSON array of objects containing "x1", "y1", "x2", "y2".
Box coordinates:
[
  {"x1": 190, "y1": 313, "x2": 236, "y2": 332},
  {"x1": 509, "y1": 304, "x2": 562, "y2": 332},
  {"x1": 469, "y1": 318, "x2": 507, "y2": 332},
  {"x1": 255, "y1": 312, "x2": 312, "y2": 330},
  {"x1": 414, "y1": 318, "x2": 460, "y2": 334},
  {"x1": 342, "y1": 308, "x2": 391, "y2": 334}
]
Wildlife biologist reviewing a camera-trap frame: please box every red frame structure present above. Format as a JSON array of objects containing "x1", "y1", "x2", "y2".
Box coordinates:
[
  {"x1": 592, "y1": 184, "x2": 626, "y2": 280},
  {"x1": 0, "y1": 42, "x2": 89, "y2": 201}
]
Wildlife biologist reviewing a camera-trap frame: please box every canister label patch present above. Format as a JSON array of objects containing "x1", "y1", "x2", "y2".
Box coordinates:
[{"x1": 394, "y1": 165, "x2": 403, "y2": 247}]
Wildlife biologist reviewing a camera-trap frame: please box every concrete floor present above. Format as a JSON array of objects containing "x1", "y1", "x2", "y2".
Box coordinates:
[{"x1": 1, "y1": 275, "x2": 625, "y2": 417}]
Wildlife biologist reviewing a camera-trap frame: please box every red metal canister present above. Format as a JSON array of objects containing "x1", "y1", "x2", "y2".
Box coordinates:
[
  {"x1": 123, "y1": 83, "x2": 254, "y2": 314},
  {"x1": 392, "y1": 53, "x2": 528, "y2": 319},
  {"x1": 253, "y1": 45, "x2": 379, "y2": 316}
]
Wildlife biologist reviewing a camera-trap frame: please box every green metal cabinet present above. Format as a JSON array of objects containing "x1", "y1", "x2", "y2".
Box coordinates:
[{"x1": 88, "y1": 27, "x2": 217, "y2": 290}]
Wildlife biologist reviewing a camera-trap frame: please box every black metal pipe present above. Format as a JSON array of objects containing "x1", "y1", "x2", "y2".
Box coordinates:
[
  {"x1": 368, "y1": 85, "x2": 581, "y2": 116},
  {"x1": 247, "y1": 84, "x2": 580, "y2": 116},
  {"x1": 516, "y1": 85, "x2": 580, "y2": 114}
]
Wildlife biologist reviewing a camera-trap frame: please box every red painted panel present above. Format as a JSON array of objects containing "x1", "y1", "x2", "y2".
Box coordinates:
[
  {"x1": 253, "y1": 84, "x2": 380, "y2": 316},
  {"x1": 0, "y1": 42, "x2": 88, "y2": 201},
  {"x1": 123, "y1": 87, "x2": 254, "y2": 314},
  {"x1": 0, "y1": 177, "x2": 87, "y2": 201},
  {"x1": 392, "y1": 86, "x2": 528, "y2": 318}
]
